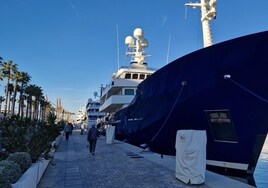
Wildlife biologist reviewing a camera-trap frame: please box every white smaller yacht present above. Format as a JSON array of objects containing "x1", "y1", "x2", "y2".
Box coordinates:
[
  {"x1": 75, "y1": 107, "x2": 86, "y2": 124},
  {"x1": 86, "y1": 98, "x2": 106, "y2": 128},
  {"x1": 99, "y1": 28, "x2": 156, "y2": 114}
]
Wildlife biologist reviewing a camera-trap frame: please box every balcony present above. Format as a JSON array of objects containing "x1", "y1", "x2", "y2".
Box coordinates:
[{"x1": 99, "y1": 95, "x2": 135, "y2": 113}]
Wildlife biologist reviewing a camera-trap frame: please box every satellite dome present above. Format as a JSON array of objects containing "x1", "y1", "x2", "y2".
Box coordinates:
[
  {"x1": 134, "y1": 28, "x2": 143, "y2": 39},
  {"x1": 125, "y1": 36, "x2": 134, "y2": 46}
]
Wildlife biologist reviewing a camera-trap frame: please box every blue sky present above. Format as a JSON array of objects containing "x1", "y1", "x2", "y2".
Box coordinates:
[{"x1": 1, "y1": 0, "x2": 268, "y2": 115}]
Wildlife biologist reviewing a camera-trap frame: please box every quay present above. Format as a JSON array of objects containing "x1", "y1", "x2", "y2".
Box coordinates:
[{"x1": 38, "y1": 130, "x2": 254, "y2": 188}]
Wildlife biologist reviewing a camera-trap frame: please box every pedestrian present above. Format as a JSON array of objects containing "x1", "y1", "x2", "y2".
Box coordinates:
[
  {"x1": 64, "y1": 123, "x2": 72, "y2": 140},
  {"x1": 69, "y1": 122, "x2": 74, "y2": 135},
  {"x1": 87, "y1": 125, "x2": 100, "y2": 155},
  {"x1": 81, "y1": 122, "x2": 86, "y2": 135}
]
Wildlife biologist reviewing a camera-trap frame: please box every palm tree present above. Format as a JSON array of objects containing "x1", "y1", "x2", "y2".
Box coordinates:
[
  {"x1": 0, "y1": 57, "x2": 5, "y2": 94},
  {"x1": 0, "y1": 60, "x2": 18, "y2": 116},
  {"x1": 0, "y1": 96, "x2": 5, "y2": 114},
  {"x1": 0, "y1": 57, "x2": 3, "y2": 82},
  {"x1": 24, "y1": 84, "x2": 36, "y2": 119},
  {"x1": 32, "y1": 85, "x2": 43, "y2": 121},
  {"x1": 11, "y1": 70, "x2": 24, "y2": 115},
  {"x1": 0, "y1": 57, "x2": 4, "y2": 110},
  {"x1": 18, "y1": 72, "x2": 31, "y2": 118},
  {"x1": 24, "y1": 84, "x2": 43, "y2": 120},
  {"x1": 6, "y1": 83, "x2": 14, "y2": 114},
  {"x1": 35, "y1": 87, "x2": 45, "y2": 119},
  {"x1": 39, "y1": 96, "x2": 51, "y2": 122}
]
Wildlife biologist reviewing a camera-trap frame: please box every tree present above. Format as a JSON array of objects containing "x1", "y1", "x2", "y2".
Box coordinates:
[
  {"x1": 32, "y1": 85, "x2": 43, "y2": 121},
  {"x1": 0, "y1": 96, "x2": 5, "y2": 113},
  {"x1": 24, "y1": 84, "x2": 43, "y2": 120},
  {"x1": 39, "y1": 96, "x2": 50, "y2": 122},
  {"x1": 11, "y1": 71, "x2": 24, "y2": 115},
  {"x1": 6, "y1": 83, "x2": 14, "y2": 114},
  {"x1": 0, "y1": 60, "x2": 18, "y2": 116},
  {"x1": 17, "y1": 72, "x2": 31, "y2": 119},
  {"x1": 0, "y1": 57, "x2": 5, "y2": 96},
  {"x1": 0, "y1": 57, "x2": 3, "y2": 82},
  {"x1": 24, "y1": 84, "x2": 36, "y2": 119},
  {"x1": 46, "y1": 111, "x2": 57, "y2": 125}
]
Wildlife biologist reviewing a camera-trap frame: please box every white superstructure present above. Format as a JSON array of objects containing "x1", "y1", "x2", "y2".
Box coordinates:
[
  {"x1": 99, "y1": 28, "x2": 156, "y2": 114},
  {"x1": 75, "y1": 107, "x2": 86, "y2": 124},
  {"x1": 86, "y1": 98, "x2": 106, "y2": 127},
  {"x1": 185, "y1": 0, "x2": 217, "y2": 48}
]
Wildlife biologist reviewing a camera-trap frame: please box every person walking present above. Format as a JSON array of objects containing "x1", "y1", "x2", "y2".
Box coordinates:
[
  {"x1": 69, "y1": 122, "x2": 74, "y2": 135},
  {"x1": 87, "y1": 125, "x2": 99, "y2": 155},
  {"x1": 64, "y1": 123, "x2": 72, "y2": 140},
  {"x1": 81, "y1": 122, "x2": 86, "y2": 135}
]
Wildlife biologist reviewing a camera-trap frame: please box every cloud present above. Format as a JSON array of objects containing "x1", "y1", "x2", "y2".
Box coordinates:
[
  {"x1": 161, "y1": 16, "x2": 168, "y2": 27},
  {"x1": 68, "y1": 0, "x2": 80, "y2": 18}
]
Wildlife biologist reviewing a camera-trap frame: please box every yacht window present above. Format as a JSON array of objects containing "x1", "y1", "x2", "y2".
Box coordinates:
[
  {"x1": 89, "y1": 116, "x2": 97, "y2": 120},
  {"x1": 125, "y1": 73, "x2": 131, "y2": 79},
  {"x1": 146, "y1": 74, "x2": 150, "y2": 78},
  {"x1": 132, "y1": 74, "x2": 138, "y2": 79},
  {"x1": 205, "y1": 110, "x2": 238, "y2": 143},
  {"x1": 124, "y1": 89, "x2": 135, "y2": 95},
  {"x1": 139, "y1": 74, "x2": 145, "y2": 79}
]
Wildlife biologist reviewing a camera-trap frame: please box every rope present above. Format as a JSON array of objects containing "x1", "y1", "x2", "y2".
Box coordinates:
[
  {"x1": 148, "y1": 75, "x2": 268, "y2": 147},
  {"x1": 150, "y1": 82, "x2": 186, "y2": 143},
  {"x1": 228, "y1": 78, "x2": 268, "y2": 104}
]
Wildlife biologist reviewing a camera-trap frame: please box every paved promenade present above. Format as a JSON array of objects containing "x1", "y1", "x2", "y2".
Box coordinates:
[{"x1": 37, "y1": 129, "x2": 253, "y2": 188}]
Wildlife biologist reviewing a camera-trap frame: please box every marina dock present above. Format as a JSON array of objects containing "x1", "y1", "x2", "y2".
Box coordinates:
[{"x1": 38, "y1": 130, "x2": 254, "y2": 188}]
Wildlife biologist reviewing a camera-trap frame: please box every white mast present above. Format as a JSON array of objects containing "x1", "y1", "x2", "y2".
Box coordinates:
[
  {"x1": 116, "y1": 25, "x2": 120, "y2": 70},
  {"x1": 185, "y1": 0, "x2": 217, "y2": 48},
  {"x1": 125, "y1": 28, "x2": 151, "y2": 69}
]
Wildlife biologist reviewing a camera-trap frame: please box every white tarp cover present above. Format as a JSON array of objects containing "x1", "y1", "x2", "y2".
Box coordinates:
[
  {"x1": 175, "y1": 130, "x2": 207, "y2": 184},
  {"x1": 106, "y1": 126, "x2": 115, "y2": 144}
]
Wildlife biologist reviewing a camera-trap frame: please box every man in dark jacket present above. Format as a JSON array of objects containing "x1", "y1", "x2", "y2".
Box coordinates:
[{"x1": 87, "y1": 125, "x2": 100, "y2": 155}]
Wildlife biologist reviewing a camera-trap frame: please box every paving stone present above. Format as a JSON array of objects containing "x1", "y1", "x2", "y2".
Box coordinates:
[{"x1": 38, "y1": 130, "x2": 253, "y2": 188}]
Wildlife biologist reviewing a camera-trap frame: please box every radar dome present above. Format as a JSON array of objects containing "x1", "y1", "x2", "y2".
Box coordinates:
[
  {"x1": 134, "y1": 28, "x2": 143, "y2": 39},
  {"x1": 125, "y1": 36, "x2": 134, "y2": 46},
  {"x1": 93, "y1": 92, "x2": 98, "y2": 98}
]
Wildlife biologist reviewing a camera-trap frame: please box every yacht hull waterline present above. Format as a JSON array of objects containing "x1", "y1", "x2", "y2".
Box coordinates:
[{"x1": 112, "y1": 31, "x2": 268, "y2": 178}]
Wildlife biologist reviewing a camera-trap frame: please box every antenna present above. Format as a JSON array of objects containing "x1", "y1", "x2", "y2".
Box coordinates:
[
  {"x1": 93, "y1": 92, "x2": 98, "y2": 99},
  {"x1": 116, "y1": 24, "x2": 120, "y2": 70},
  {"x1": 185, "y1": 6, "x2": 188, "y2": 19},
  {"x1": 125, "y1": 28, "x2": 151, "y2": 69},
  {"x1": 166, "y1": 34, "x2": 171, "y2": 65}
]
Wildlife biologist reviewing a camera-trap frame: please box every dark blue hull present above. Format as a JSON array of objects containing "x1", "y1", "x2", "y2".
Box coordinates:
[{"x1": 112, "y1": 31, "x2": 268, "y2": 178}]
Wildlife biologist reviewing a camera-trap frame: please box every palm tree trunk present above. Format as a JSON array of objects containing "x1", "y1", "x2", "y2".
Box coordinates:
[
  {"x1": 26, "y1": 98, "x2": 29, "y2": 118},
  {"x1": 11, "y1": 82, "x2": 18, "y2": 115},
  {"x1": 7, "y1": 91, "x2": 12, "y2": 115},
  {"x1": 21, "y1": 98, "x2": 25, "y2": 119},
  {"x1": 4, "y1": 78, "x2": 9, "y2": 115},
  {"x1": 18, "y1": 97, "x2": 21, "y2": 117}
]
